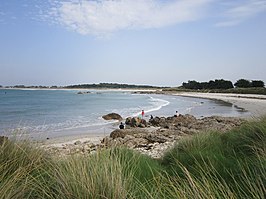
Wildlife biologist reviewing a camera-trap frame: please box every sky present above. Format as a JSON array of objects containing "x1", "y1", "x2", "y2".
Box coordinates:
[{"x1": 0, "y1": 0, "x2": 266, "y2": 87}]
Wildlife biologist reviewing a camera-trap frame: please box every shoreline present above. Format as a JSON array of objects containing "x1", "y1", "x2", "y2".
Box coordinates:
[
  {"x1": 42, "y1": 91, "x2": 266, "y2": 147},
  {"x1": 173, "y1": 92, "x2": 266, "y2": 118},
  {"x1": 6, "y1": 90, "x2": 266, "y2": 148}
]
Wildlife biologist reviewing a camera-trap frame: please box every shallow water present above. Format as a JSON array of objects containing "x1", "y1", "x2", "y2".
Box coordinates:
[{"x1": 0, "y1": 89, "x2": 249, "y2": 140}]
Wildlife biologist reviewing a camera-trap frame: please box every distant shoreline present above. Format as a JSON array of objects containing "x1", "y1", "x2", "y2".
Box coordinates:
[
  {"x1": 1, "y1": 87, "x2": 159, "y2": 92},
  {"x1": 173, "y1": 92, "x2": 266, "y2": 118}
]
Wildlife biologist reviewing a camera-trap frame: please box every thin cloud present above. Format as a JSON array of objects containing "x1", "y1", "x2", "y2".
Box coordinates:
[
  {"x1": 216, "y1": 0, "x2": 266, "y2": 27},
  {"x1": 46, "y1": 0, "x2": 211, "y2": 36}
]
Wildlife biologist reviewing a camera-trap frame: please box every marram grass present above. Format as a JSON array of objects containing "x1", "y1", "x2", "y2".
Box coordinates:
[{"x1": 1, "y1": 117, "x2": 265, "y2": 198}]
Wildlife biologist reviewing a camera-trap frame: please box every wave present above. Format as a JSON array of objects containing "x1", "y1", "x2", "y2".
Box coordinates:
[
  {"x1": 132, "y1": 96, "x2": 170, "y2": 117},
  {"x1": 4, "y1": 116, "x2": 116, "y2": 135},
  {"x1": 145, "y1": 96, "x2": 170, "y2": 113},
  {"x1": 1, "y1": 92, "x2": 170, "y2": 135},
  {"x1": 107, "y1": 95, "x2": 170, "y2": 118}
]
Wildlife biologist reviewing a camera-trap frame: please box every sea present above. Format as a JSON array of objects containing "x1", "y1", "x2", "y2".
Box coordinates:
[{"x1": 0, "y1": 89, "x2": 249, "y2": 140}]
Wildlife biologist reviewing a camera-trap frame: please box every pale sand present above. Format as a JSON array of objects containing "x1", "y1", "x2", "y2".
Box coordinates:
[
  {"x1": 42, "y1": 134, "x2": 104, "y2": 148},
  {"x1": 174, "y1": 92, "x2": 266, "y2": 118}
]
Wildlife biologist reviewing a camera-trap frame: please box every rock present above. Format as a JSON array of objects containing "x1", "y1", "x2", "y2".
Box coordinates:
[
  {"x1": 42, "y1": 114, "x2": 245, "y2": 159},
  {"x1": 123, "y1": 135, "x2": 135, "y2": 142},
  {"x1": 101, "y1": 136, "x2": 113, "y2": 144},
  {"x1": 77, "y1": 91, "x2": 91, "y2": 94},
  {"x1": 124, "y1": 137, "x2": 149, "y2": 148},
  {"x1": 131, "y1": 117, "x2": 141, "y2": 127},
  {"x1": 110, "y1": 129, "x2": 126, "y2": 139},
  {"x1": 138, "y1": 123, "x2": 146, "y2": 128},
  {"x1": 125, "y1": 117, "x2": 132, "y2": 125},
  {"x1": 125, "y1": 117, "x2": 147, "y2": 127},
  {"x1": 145, "y1": 134, "x2": 169, "y2": 143},
  {"x1": 74, "y1": 141, "x2": 81, "y2": 145},
  {"x1": 102, "y1": 113, "x2": 123, "y2": 121},
  {"x1": 149, "y1": 116, "x2": 161, "y2": 126}
]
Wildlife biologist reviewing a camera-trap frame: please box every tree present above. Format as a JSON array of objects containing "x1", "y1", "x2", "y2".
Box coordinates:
[
  {"x1": 182, "y1": 79, "x2": 233, "y2": 90},
  {"x1": 182, "y1": 80, "x2": 202, "y2": 89},
  {"x1": 212, "y1": 79, "x2": 233, "y2": 89},
  {"x1": 251, "y1": 80, "x2": 264, "y2": 88},
  {"x1": 234, "y1": 79, "x2": 251, "y2": 88}
]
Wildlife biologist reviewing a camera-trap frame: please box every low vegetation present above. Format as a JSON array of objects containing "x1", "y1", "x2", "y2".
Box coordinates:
[
  {"x1": 163, "y1": 87, "x2": 266, "y2": 95},
  {"x1": 1, "y1": 117, "x2": 265, "y2": 198},
  {"x1": 64, "y1": 83, "x2": 164, "y2": 89},
  {"x1": 181, "y1": 79, "x2": 265, "y2": 90}
]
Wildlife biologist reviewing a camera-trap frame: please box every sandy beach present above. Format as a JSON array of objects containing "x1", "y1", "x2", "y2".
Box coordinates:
[{"x1": 174, "y1": 92, "x2": 266, "y2": 118}]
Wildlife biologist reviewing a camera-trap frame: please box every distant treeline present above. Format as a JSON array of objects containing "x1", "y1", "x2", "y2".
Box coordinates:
[
  {"x1": 4, "y1": 85, "x2": 59, "y2": 89},
  {"x1": 182, "y1": 79, "x2": 265, "y2": 90},
  {"x1": 2, "y1": 83, "x2": 164, "y2": 89},
  {"x1": 64, "y1": 83, "x2": 163, "y2": 89}
]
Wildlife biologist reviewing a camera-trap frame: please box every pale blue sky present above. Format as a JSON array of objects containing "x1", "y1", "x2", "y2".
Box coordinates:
[{"x1": 0, "y1": 0, "x2": 266, "y2": 87}]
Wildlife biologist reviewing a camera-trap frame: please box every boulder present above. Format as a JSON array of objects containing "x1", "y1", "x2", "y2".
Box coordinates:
[
  {"x1": 77, "y1": 91, "x2": 91, "y2": 94},
  {"x1": 110, "y1": 129, "x2": 126, "y2": 139},
  {"x1": 149, "y1": 116, "x2": 162, "y2": 126},
  {"x1": 74, "y1": 141, "x2": 81, "y2": 145},
  {"x1": 102, "y1": 113, "x2": 123, "y2": 121},
  {"x1": 125, "y1": 117, "x2": 147, "y2": 127},
  {"x1": 125, "y1": 117, "x2": 132, "y2": 125}
]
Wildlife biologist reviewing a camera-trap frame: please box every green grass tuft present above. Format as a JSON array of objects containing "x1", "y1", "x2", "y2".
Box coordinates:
[{"x1": 1, "y1": 117, "x2": 265, "y2": 198}]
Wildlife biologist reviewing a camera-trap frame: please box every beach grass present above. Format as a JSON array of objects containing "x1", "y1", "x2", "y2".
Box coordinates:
[
  {"x1": 0, "y1": 139, "x2": 58, "y2": 199},
  {"x1": 161, "y1": 117, "x2": 266, "y2": 198},
  {"x1": 1, "y1": 117, "x2": 265, "y2": 198}
]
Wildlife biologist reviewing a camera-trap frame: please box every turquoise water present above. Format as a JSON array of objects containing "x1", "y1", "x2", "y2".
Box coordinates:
[{"x1": 0, "y1": 89, "x2": 248, "y2": 139}]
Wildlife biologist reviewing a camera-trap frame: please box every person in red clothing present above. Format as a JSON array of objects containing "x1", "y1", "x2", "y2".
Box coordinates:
[{"x1": 141, "y1": 110, "x2": 144, "y2": 119}]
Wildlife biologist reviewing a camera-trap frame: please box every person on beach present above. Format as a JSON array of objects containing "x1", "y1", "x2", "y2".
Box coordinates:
[
  {"x1": 150, "y1": 115, "x2": 153, "y2": 119},
  {"x1": 141, "y1": 110, "x2": 145, "y2": 119},
  {"x1": 174, "y1": 111, "x2": 179, "y2": 117},
  {"x1": 119, "y1": 122, "x2": 124, "y2": 129}
]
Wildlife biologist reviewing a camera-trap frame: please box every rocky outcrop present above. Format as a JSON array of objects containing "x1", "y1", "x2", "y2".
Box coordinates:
[
  {"x1": 110, "y1": 129, "x2": 127, "y2": 139},
  {"x1": 43, "y1": 114, "x2": 245, "y2": 159},
  {"x1": 102, "y1": 113, "x2": 123, "y2": 121},
  {"x1": 77, "y1": 91, "x2": 91, "y2": 94},
  {"x1": 100, "y1": 114, "x2": 244, "y2": 158},
  {"x1": 125, "y1": 117, "x2": 147, "y2": 127}
]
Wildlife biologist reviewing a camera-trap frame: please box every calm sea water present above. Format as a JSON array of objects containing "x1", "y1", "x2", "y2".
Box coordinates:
[{"x1": 0, "y1": 89, "x2": 249, "y2": 140}]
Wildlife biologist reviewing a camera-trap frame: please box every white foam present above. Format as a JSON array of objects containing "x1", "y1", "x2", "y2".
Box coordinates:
[{"x1": 133, "y1": 96, "x2": 170, "y2": 116}]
